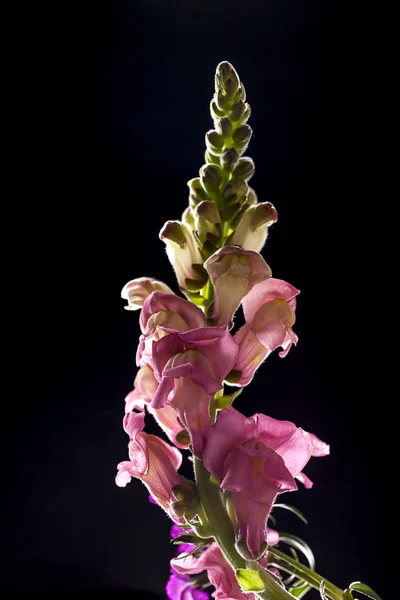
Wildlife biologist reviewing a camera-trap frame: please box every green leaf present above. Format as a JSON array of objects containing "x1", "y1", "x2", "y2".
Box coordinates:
[
  {"x1": 343, "y1": 590, "x2": 354, "y2": 600},
  {"x1": 236, "y1": 569, "x2": 266, "y2": 592},
  {"x1": 273, "y1": 503, "x2": 308, "y2": 525},
  {"x1": 289, "y1": 581, "x2": 312, "y2": 598},
  {"x1": 349, "y1": 581, "x2": 383, "y2": 600},
  {"x1": 279, "y1": 533, "x2": 316, "y2": 570}
]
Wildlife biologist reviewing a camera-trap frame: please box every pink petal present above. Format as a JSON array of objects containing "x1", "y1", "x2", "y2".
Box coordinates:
[
  {"x1": 122, "y1": 411, "x2": 146, "y2": 439},
  {"x1": 233, "y1": 324, "x2": 269, "y2": 386},
  {"x1": 306, "y1": 432, "x2": 330, "y2": 457},
  {"x1": 204, "y1": 246, "x2": 272, "y2": 327},
  {"x1": 296, "y1": 472, "x2": 314, "y2": 489},
  {"x1": 242, "y1": 278, "x2": 300, "y2": 325},
  {"x1": 140, "y1": 291, "x2": 205, "y2": 333},
  {"x1": 203, "y1": 407, "x2": 256, "y2": 483}
]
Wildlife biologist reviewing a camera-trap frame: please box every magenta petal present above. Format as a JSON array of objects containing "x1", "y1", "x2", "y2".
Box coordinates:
[{"x1": 203, "y1": 407, "x2": 255, "y2": 482}]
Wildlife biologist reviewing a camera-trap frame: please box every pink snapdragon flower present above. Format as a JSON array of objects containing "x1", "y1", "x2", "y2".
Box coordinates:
[
  {"x1": 124, "y1": 365, "x2": 189, "y2": 449},
  {"x1": 172, "y1": 542, "x2": 253, "y2": 600},
  {"x1": 151, "y1": 326, "x2": 239, "y2": 456},
  {"x1": 204, "y1": 246, "x2": 272, "y2": 327},
  {"x1": 121, "y1": 277, "x2": 174, "y2": 310},
  {"x1": 202, "y1": 407, "x2": 321, "y2": 559},
  {"x1": 115, "y1": 411, "x2": 186, "y2": 523},
  {"x1": 137, "y1": 290, "x2": 206, "y2": 368},
  {"x1": 233, "y1": 278, "x2": 300, "y2": 386}
]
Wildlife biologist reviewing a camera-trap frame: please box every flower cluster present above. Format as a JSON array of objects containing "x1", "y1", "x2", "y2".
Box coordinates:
[{"x1": 115, "y1": 62, "x2": 378, "y2": 600}]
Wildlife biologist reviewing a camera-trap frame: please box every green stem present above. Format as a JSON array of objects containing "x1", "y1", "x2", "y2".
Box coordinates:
[
  {"x1": 269, "y1": 548, "x2": 343, "y2": 600},
  {"x1": 194, "y1": 458, "x2": 301, "y2": 600}
]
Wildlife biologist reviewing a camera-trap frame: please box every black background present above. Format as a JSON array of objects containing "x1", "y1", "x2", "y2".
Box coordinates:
[{"x1": 8, "y1": 1, "x2": 388, "y2": 598}]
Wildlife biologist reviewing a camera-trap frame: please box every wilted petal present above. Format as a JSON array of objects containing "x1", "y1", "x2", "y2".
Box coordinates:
[
  {"x1": 205, "y1": 246, "x2": 272, "y2": 326},
  {"x1": 121, "y1": 277, "x2": 173, "y2": 310}
]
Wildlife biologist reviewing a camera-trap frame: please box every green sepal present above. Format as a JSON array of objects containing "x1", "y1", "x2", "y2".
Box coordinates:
[{"x1": 236, "y1": 569, "x2": 266, "y2": 593}]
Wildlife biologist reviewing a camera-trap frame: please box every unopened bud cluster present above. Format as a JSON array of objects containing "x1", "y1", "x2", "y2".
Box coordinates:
[{"x1": 159, "y1": 61, "x2": 277, "y2": 306}]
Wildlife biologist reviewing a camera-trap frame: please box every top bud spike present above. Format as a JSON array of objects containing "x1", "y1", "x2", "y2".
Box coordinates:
[{"x1": 215, "y1": 61, "x2": 240, "y2": 97}]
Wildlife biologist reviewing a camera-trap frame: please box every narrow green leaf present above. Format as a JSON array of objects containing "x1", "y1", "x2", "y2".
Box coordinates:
[
  {"x1": 236, "y1": 569, "x2": 266, "y2": 592},
  {"x1": 279, "y1": 533, "x2": 316, "y2": 570},
  {"x1": 349, "y1": 581, "x2": 383, "y2": 600},
  {"x1": 289, "y1": 581, "x2": 312, "y2": 598},
  {"x1": 273, "y1": 503, "x2": 308, "y2": 525}
]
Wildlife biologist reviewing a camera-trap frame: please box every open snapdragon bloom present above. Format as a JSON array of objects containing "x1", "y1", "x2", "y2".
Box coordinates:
[
  {"x1": 124, "y1": 365, "x2": 189, "y2": 449},
  {"x1": 204, "y1": 246, "x2": 272, "y2": 327},
  {"x1": 137, "y1": 290, "x2": 206, "y2": 368},
  {"x1": 121, "y1": 277, "x2": 174, "y2": 310},
  {"x1": 233, "y1": 278, "x2": 300, "y2": 386},
  {"x1": 115, "y1": 411, "x2": 186, "y2": 523},
  {"x1": 151, "y1": 326, "x2": 239, "y2": 456},
  {"x1": 203, "y1": 407, "x2": 326, "y2": 559}
]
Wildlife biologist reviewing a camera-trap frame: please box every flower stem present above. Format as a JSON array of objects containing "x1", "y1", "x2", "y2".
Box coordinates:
[
  {"x1": 194, "y1": 457, "x2": 301, "y2": 600},
  {"x1": 269, "y1": 548, "x2": 344, "y2": 600}
]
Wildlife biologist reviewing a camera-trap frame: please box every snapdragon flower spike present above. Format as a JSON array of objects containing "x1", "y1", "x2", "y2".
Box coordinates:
[
  {"x1": 203, "y1": 407, "x2": 321, "y2": 559},
  {"x1": 137, "y1": 290, "x2": 205, "y2": 368},
  {"x1": 204, "y1": 246, "x2": 272, "y2": 327},
  {"x1": 125, "y1": 365, "x2": 190, "y2": 449},
  {"x1": 233, "y1": 278, "x2": 300, "y2": 386},
  {"x1": 121, "y1": 277, "x2": 174, "y2": 310},
  {"x1": 115, "y1": 411, "x2": 186, "y2": 523},
  {"x1": 151, "y1": 326, "x2": 239, "y2": 456},
  {"x1": 159, "y1": 220, "x2": 206, "y2": 293},
  {"x1": 172, "y1": 542, "x2": 254, "y2": 600}
]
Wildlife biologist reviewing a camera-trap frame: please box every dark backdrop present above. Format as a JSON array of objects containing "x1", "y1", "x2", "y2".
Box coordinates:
[{"x1": 8, "y1": 1, "x2": 387, "y2": 598}]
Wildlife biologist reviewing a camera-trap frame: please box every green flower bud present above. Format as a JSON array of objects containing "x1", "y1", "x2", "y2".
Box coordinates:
[
  {"x1": 182, "y1": 206, "x2": 195, "y2": 228},
  {"x1": 215, "y1": 61, "x2": 240, "y2": 97},
  {"x1": 216, "y1": 117, "x2": 233, "y2": 138},
  {"x1": 221, "y1": 147, "x2": 240, "y2": 172},
  {"x1": 232, "y1": 124, "x2": 252, "y2": 153},
  {"x1": 185, "y1": 262, "x2": 208, "y2": 292},
  {"x1": 210, "y1": 99, "x2": 225, "y2": 122},
  {"x1": 236, "y1": 538, "x2": 267, "y2": 561},
  {"x1": 232, "y1": 157, "x2": 255, "y2": 181},
  {"x1": 229, "y1": 100, "x2": 246, "y2": 122},
  {"x1": 205, "y1": 129, "x2": 224, "y2": 154},
  {"x1": 247, "y1": 187, "x2": 258, "y2": 206},
  {"x1": 215, "y1": 89, "x2": 231, "y2": 111},
  {"x1": 222, "y1": 179, "x2": 249, "y2": 205},
  {"x1": 204, "y1": 150, "x2": 221, "y2": 165},
  {"x1": 194, "y1": 200, "x2": 222, "y2": 245},
  {"x1": 234, "y1": 83, "x2": 246, "y2": 102},
  {"x1": 187, "y1": 177, "x2": 209, "y2": 207},
  {"x1": 199, "y1": 163, "x2": 222, "y2": 196}
]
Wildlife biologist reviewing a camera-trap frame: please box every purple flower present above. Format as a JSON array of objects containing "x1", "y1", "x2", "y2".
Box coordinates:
[{"x1": 166, "y1": 570, "x2": 209, "y2": 600}]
